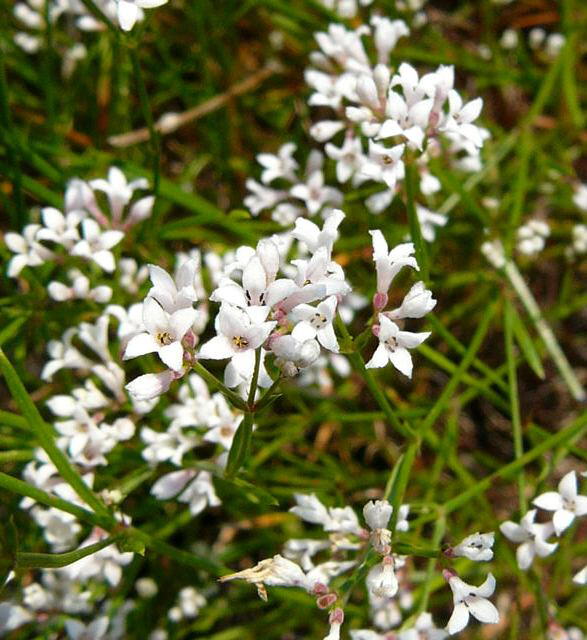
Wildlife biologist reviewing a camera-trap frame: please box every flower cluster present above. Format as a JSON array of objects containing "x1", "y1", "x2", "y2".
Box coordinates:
[
  {"x1": 501, "y1": 470, "x2": 587, "y2": 580},
  {"x1": 221, "y1": 494, "x2": 499, "y2": 637},
  {"x1": 6, "y1": 167, "x2": 153, "y2": 302}
]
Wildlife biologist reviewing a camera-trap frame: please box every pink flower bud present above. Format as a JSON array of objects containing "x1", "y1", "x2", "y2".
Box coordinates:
[
  {"x1": 329, "y1": 608, "x2": 344, "y2": 625},
  {"x1": 373, "y1": 292, "x2": 388, "y2": 311},
  {"x1": 442, "y1": 568, "x2": 457, "y2": 581},
  {"x1": 372, "y1": 324, "x2": 381, "y2": 337},
  {"x1": 316, "y1": 593, "x2": 338, "y2": 609}
]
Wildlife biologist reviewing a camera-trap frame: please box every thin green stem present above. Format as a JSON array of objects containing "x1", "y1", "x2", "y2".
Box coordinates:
[
  {"x1": 404, "y1": 161, "x2": 429, "y2": 282},
  {"x1": 0, "y1": 348, "x2": 112, "y2": 520},
  {"x1": 504, "y1": 299, "x2": 527, "y2": 512},
  {"x1": 16, "y1": 536, "x2": 121, "y2": 569},
  {"x1": 191, "y1": 361, "x2": 248, "y2": 410},
  {"x1": 336, "y1": 315, "x2": 415, "y2": 440}
]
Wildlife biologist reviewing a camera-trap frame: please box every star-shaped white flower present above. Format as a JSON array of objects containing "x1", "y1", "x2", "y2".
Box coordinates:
[
  {"x1": 290, "y1": 296, "x2": 339, "y2": 353},
  {"x1": 499, "y1": 509, "x2": 558, "y2": 570},
  {"x1": 198, "y1": 304, "x2": 276, "y2": 388},
  {"x1": 366, "y1": 314, "x2": 430, "y2": 378},
  {"x1": 123, "y1": 297, "x2": 195, "y2": 371},
  {"x1": 444, "y1": 571, "x2": 499, "y2": 635},
  {"x1": 533, "y1": 471, "x2": 587, "y2": 535}
]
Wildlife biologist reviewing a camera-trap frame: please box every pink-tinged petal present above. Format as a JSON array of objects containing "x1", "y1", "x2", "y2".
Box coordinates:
[
  {"x1": 558, "y1": 470, "x2": 577, "y2": 500},
  {"x1": 573, "y1": 495, "x2": 587, "y2": 517},
  {"x1": 533, "y1": 491, "x2": 563, "y2": 512},
  {"x1": 159, "y1": 341, "x2": 184, "y2": 371},
  {"x1": 499, "y1": 521, "x2": 527, "y2": 543},
  {"x1": 388, "y1": 347, "x2": 413, "y2": 378},
  {"x1": 118, "y1": 0, "x2": 139, "y2": 30},
  {"x1": 366, "y1": 343, "x2": 389, "y2": 369},
  {"x1": 169, "y1": 307, "x2": 196, "y2": 339},
  {"x1": 123, "y1": 333, "x2": 159, "y2": 360},
  {"x1": 552, "y1": 508, "x2": 575, "y2": 535},
  {"x1": 143, "y1": 297, "x2": 168, "y2": 335},
  {"x1": 446, "y1": 602, "x2": 469, "y2": 635},
  {"x1": 467, "y1": 597, "x2": 499, "y2": 624},
  {"x1": 516, "y1": 542, "x2": 535, "y2": 570},
  {"x1": 266, "y1": 279, "x2": 298, "y2": 307},
  {"x1": 125, "y1": 371, "x2": 174, "y2": 401},
  {"x1": 198, "y1": 336, "x2": 233, "y2": 360},
  {"x1": 475, "y1": 573, "x2": 496, "y2": 598}
]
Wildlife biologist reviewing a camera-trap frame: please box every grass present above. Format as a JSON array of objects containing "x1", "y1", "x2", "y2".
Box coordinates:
[{"x1": 0, "y1": 0, "x2": 586, "y2": 638}]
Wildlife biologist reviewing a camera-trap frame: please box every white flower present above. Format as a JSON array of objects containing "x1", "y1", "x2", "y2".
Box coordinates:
[
  {"x1": 257, "y1": 143, "x2": 299, "y2": 184},
  {"x1": 36, "y1": 207, "x2": 82, "y2": 248},
  {"x1": 124, "y1": 297, "x2": 195, "y2": 371},
  {"x1": 363, "y1": 500, "x2": 392, "y2": 530},
  {"x1": 70, "y1": 218, "x2": 124, "y2": 272},
  {"x1": 444, "y1": 571, "x2": 499, "y2": 635},
  {"x1": 361, "y1": 141, "x2": 405, "y2": 190},
  {"x1": 5, "y1": 224, "x2": 53, "y2": 277},
  {"x1": 370, "y1": 231, "x2": 418, "y2": 299},
  {"x1": 271, "y1": 335, "x2": 321, "y2": 377},
  {"x1": 451, "y1": 532, "x2": 495, "y2": 562},
  {"x1": 65, "y1": 616, "x2": 109, "y2": 640},
  {"x1": 290, "y1": 296, "x2": 339, "y2": 352},
  {"x1": 244, "y1": 179, "x2": 286, "y2": 216},
  {"x1": 283, "y1": 538, "x2": 330, "y2": 572},
  {"x1": 116, "y1": 0, "x2": 167, "y2": 31},
  {"x1": 198, "y1": 304, "x2": 276, "y2": 388},
  {"x1": 147, "y1": 260, "x2": 200, "y2": 313},
  {"x1": 533, "y1": 471, "x2": 587, "y2": 535},
  {"x1": 177, "y1": 586, "x2": 206, "y2": 618},
  {"x1": 292, "y1": 209, "x2": 345, "y2": 256},
  {"x1": 290, "y1": 168, "x2": 343, "y2": 215},
  {"x1": 398, "y1": 612, "x2": 448, "y2": 639},
  {"x1": 366, "y1": 314, "x2": 430, "y2": 378},
  {"x1": 325, "y1": 137, "x2": 365, "y2": 184},
  {"x1": 416, "y1": 206, "x2": 448, "y2": 242},
  {"x1": 366, "y1": 556, "x2": 398, "y2": 599},
  {"x1": 500, "y1": 509, "x2": 558, "y2": 570},
  {"x1": 388, "y1": 281, "x2": 436, "y2": 319},
  {"x1": 290, "y1": 493, "x2": 332, "y2": 527}
]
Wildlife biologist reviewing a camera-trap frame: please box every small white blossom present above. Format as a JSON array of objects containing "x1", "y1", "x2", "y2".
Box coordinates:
[
  {"x1": 450, "y1": 532, "x2": 495, "y2": 562},
  {"x1": 500, "y1": 509, "x2": 558, "y2": 570},
  {"x1": 533, "y1": 471, "x2": 587, "y2": 535},
  {"x1": 444, "y1": 571, "x2": 499, "y2": 635}
]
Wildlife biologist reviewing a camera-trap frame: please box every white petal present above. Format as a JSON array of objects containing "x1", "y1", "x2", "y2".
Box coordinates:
[
  {"x1": 533, "y1": 491, "x2": 563, "y2": 512},
  {"x1": 123, "y1": 333, "x2": 159, "y2": 359},
  {"x1": 558, "y1": 471, "x2": 577, "y2": 500},
  {"x1": 446, "y1": 602, "x2": 469, "y2": 635},
  {"x1": 388, "y1": 347, "x2": 413, "y2": 378},
  {"x1": 198, "y1": 336, "x2": 233, "y2": 360},
  {"x1": 552, "y1": 508, "x2": 575, "y2": 535},
  {"x1": 499, "y1": 521, "x2": 527, "y2": 543},
  {"x1": 366, "y1": 343, "x2": 389, "y2": 369},
  {"x1": 467, "y1": 596, "x2": 499, "y2": 624},
  {"x1": 516, "y1": 541, "x2": 535, "y2": 570},
  {"x1": 159, "y1": 341, "x2": 184, "y2": 371},
  {"x1": 118, "y1": 0, "x2": 139, "y2": 30}
]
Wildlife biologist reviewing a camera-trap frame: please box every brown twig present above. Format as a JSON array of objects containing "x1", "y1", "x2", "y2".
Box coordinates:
[{"x1": 107, "y1": 60, "x2": 282, "y2": 148}]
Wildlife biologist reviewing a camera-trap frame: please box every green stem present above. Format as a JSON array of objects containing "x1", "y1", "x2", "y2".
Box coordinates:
[
  {"x1": 191, "y1": 361, "x2": 248, "y2": 410},
  {"x1": 504, "y1": 299, "x2": 528, "y2": 513},
  {"x1": 16, "y1": 536, "x2": 121, "y2": 569},
  {"x1": 405, "y1": 161, "x2": 428, "y2": 282},
  {"x1": 0, "y1": 349, "x2": 112, "y2": 520},
  {"x1": 443, "y1": 411, "x2": 587, "y2": 514},
  {"x1": 503, "y1": 259, "x2": 585, "y2": 401},
  {"x1": 336, "y1": 315, "x2": 415, "y2": 440}
]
